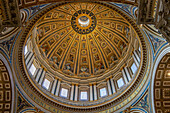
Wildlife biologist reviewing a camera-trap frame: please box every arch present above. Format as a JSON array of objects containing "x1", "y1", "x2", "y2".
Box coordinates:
[
  {"x1": 19, "y1": 107, "x2": 36, "y2": 113},
  {"x1": 131, "y1": 107, "x2": 148, "y2": 113},
  {"x1": 150, "y1": 46, "x2": 170, "y2": 113},
  {"x1": 0, "y1": 52, "x2": 16, "y2": 113}
]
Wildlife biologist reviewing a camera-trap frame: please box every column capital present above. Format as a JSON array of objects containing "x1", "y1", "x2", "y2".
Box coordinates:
[
  {"x1": 93, "y1": 82, "x2": 97, "y2": 85},
  {"x1": 106, "y1": 78, "x2": 110, "y2": 81},
  {"x1": 120, "y1": 64, "x2": 126, "y2": 70},
  {"x1": 58, "y1": 79, "x2": 62, "y2": 81},
  {"x1": 109, "y1": 76, "x2": 113, "y2": 79},
  {"x1": 44, "y1": 68, "x2": 47, "y2": 71},
  {"x1": 71, "y1": 83, "x2": 75, "y2": 85},
  {"x1": 54, "y1": 76, "x2": 58, "y2": 80},
  {"x1": 89, "y1": 83, "x2": 92, "y2": 86}
]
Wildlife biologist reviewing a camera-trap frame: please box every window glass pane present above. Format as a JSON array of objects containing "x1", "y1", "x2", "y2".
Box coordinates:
[
  {"x1": 131, "y1": 63, "x2": 137, "y2": 74},
  {"x1": 42, "y1": 79, "x2": 50, "y2": 90},
  {"x1": 29, "y1": 64, "x2": 36, "y2": 75},
  {"x1": 80, "y1": 91, "x2": 87, "y2": 100},
  {"x1": 100, "y1": 88, "x2": 107, "y2": 97},
  {"x1": 139, "y1": 47, "x2": 141, "y2": 52},
  {"x1": 60, "y1": 88, "x2": 68, "y2": 98},
  {"x1": 24, "y1": 45, "x2": 28, "y2": 55},
  {"x1": 117, "y1": 78, "x2": 124, "y2": 88}
]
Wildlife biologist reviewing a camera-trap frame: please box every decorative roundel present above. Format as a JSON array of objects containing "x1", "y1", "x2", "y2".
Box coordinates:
[{"x1": 71, "y1": 10, "x2": 96, "y2": 34}]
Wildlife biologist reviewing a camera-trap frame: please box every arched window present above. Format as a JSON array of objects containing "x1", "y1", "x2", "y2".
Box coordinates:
[
  {"x1": 60, "y1": 88, "x2": 68, "y2": 98},
  {"x1": 42, "y1": 79, "x2": 51, "y2": 90},
  {"x1": 117, "y1": 77, "x2": 125, "y2": 88},
  {"x1": 100, "y1": 87, "x2": 107, "y2": 97},
  {"x1": 131, "y1": 63, "x2": 137, "y2": 74},
  {"x1": 80, "y1": 91, "x2": 88, "y2": 100},
  {"x1": 29, "y1": 64, "x2": 36, "y2": 76}
]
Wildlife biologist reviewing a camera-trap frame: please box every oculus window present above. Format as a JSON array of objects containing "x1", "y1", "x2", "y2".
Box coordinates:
[
  {"x1": 80, "y1": 91, "x2": 88, "y2": 100},
  {"x1": 42, "y1": 79, "x2": 51, "y2": 90},
  {"x1": 131, "y1": 63, "x2": 138, "y2": 74},
  {"x1": 60, "y1": 88, "x2": 68, "y2": 98},
  {"x1": 117, "y1": 78, "x2": 125, "y2": 88},
  {"x1": 29, "y1": 64, "x2": 36, "y2": 76},
  {"x1": 100, "y1": 87, "x2": 107, "y2": 97}
]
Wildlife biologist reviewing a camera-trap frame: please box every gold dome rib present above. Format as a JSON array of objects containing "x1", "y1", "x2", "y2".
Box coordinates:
[
  {"x1": 98, "y1": 24, "x2": 129, "y2": 44},
  {"x1": 95, "y1": 28, "x2": 121, "y2": 58},
  {"x1": 79, "y1": 3, "x2": 90, "y2": 11},
  {"x1": 91, "y1": 31, "x2": 108, "y2": 69},
  {"x1": 69, "y1": 4, "x2": 77, "y2": 12},
  {"x1": 37, "y1": 20, "x2": 71, "y2": 27},
  {"x1": 94, "y1": 9, "x2": 110, "y2": 15},
  {"x1": 77, "y1": 35, "x2": 91, "y2": 75},
  {"x1": 38, "y1": 24, "x2": 71, "y2": 45},
  {"x1": 97, "y1": 20, "x2": 129, "y2": 44},
  {"x1": 86, "y1": 34, "x2": 93, "y2": 75},
  {"x1": 74, "y1": 35, "x2": 82, "y2": 75},
  {"x1": 90, "y1": 4, "x2": 97, "y2": 12},
  {"x1": 69, "y1": 3, "x2": 81, "y2": 12},
  {"x1": 79, "y1": 3, "x2": 83, "y2": 10},
  {"x1": 97, "y1": 18, "x2": 128, "y2": 26},
  {"x1": 59, "y1": 32, "x2": 77, "y2": 70},
  {"x1": 55, "y1": 9, "x2": 73, "y2": 16},
  {"x1": 84, "y1": 3, "x2": 88, "y2": 10},
  {"x1": 47, "y1": 30, "x2": 73, "y2": 58},
  {"x1": 57, "y1": 4, "x2": 77, "y2": 15}
]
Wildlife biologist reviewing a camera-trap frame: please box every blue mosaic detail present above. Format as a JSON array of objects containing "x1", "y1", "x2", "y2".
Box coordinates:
[
  {"x1": 149, "y1": 34, "x2": 165, "y2": 51},
  {"x1": 29, "y1": 4, "x2": 51, "y2": 16},
  {"x1": 111, "y1": 2, "x2": 137, "y2": 19},
  {"x1": 0, "y1": 36, "x2": 15, "y2": 53},
  {"x1": 135, "y1": 93, "x2": 149, "y2": 111}
]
